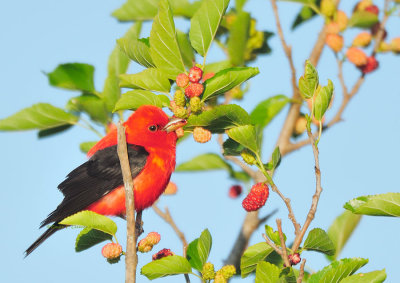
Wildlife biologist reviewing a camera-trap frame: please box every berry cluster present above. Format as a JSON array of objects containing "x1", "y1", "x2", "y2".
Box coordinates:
[
  {"x1": 172, "y1": 66, "x2": 214, "y2": 117},
  {"x1": 152, "y1": 248, "x2": 174, "y2": 261},
  {"x1": 101, "y1": 243, "x2": 123, "y2": 263},
  {"x1": 242, "y1": 183, "x2": 269, "y2": 212},
  {"x1": 170, "y1": 66, "x2": 215, "y2": 144},
  {"x1": 228, "y1": 185, "x2": 242, "y2": 198},
  {"x1": 202, "y1": 263, "x2": 236, "y2": 283},
  {"x1": 289, "y1": 253, "x2": 301, "y2": 266},
  {"x1": 137, "y1": 232, "x2": 161, "y2": 253},
  {"x1": 324, "y1": 1, "x2": 400, "y2": 75},
  {"x1": 163, "y1": 181, "x2": 178, "y2": 195},
  {"x1": 193, "y1": 127, "x2": 212, "y2": 143}
]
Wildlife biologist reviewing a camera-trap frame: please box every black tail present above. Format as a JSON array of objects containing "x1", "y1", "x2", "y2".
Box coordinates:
[{"x1": 25, "y1": 224, "x2": 65, "y2": 257}]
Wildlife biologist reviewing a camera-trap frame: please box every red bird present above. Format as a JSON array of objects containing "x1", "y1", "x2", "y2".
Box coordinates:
[{"x1": 25, "y1": 105, "x2": 186, "y2": 256}]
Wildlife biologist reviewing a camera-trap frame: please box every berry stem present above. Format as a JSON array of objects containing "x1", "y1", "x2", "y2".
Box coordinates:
[{"x1": 255, "y1": 153, "x2": 301, "y2": 235}]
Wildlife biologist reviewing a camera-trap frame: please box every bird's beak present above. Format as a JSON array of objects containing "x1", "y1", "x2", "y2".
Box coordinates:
[{"x1": 163, "y1": 117, "x2": 187, "y2": 133}]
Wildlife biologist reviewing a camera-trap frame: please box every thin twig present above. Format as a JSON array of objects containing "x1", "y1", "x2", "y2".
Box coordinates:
[
  {"x1": 270, "y1": 0, "x2": 299, "y2": 97},
  {"x1": 269, "y1": 183, "x2": 300, "y2": 236},
  {"x1": 297, "y1": 259, "x2": 307, "y2": 283},
  {"x1": 262, "y1": 233, "x2": 282, "y2": 256},
  {"x1": 152, "y1": 204, "x2": 190, "y2": 283},
  {"x1": 117, "y1": 122, "x2": 137, "y2": 283},
  {"x1": 271, "y1": 0, "x2": 302, "y2": 155},
  {"x1": 291, "y1": 127, "x2": 322, "y2": 253},
  {"x1": 276, "y1": 219, "x2": 290, "y2": 267},
  {"x1": 152, "y1": 204, "x2": 188, "y2": 249}
]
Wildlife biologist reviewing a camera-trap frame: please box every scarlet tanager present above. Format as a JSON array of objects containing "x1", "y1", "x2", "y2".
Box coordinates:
[{"x1": 25, "y1": 105, "x2": 186, "y2": 256}]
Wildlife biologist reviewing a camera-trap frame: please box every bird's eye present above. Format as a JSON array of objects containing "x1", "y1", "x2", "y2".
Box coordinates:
[{"x1": 148, "y1": 125, "x2": 157, "y2": 132}]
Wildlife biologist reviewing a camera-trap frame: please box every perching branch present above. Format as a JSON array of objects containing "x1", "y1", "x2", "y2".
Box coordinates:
[{"x1": 117, "y1": 122, "x2": 137, "y2": 283}]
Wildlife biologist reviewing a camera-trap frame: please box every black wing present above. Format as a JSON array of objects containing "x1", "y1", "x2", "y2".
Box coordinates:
[{"x1": 40, "y1": 144, "x2": 148, "y2": 227}]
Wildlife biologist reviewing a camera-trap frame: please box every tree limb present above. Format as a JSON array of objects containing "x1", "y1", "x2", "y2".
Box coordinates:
[{"x1": 117, "y1": 122, "x2": 137, "y2": 283}]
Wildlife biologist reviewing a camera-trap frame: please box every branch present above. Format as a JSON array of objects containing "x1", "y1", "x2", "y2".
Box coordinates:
[
  {"x1": 291, "y1": 126, "x2": 322, "y2": 253},
  {"x1": 224, "y1": 0, "x2": 330, "y2": 268},
  {"x1": 262, "y1": 233, "x2": 282, "y2": 256},
  {"x1": 117, "y1": 122, "x2": 137, "y2": 283},
  {"x1": 152, "y1": 204, "x2": 188, "y2": 250},
  {"x1": 270, "y1": 183, "x2": 300, "y2": 236},
  {"x1": 270, "y1": 0, "x2": 299, "y2": 98},
  {"x1": 152, "y1": 204, "x2": 190, "y2": 283},
  {"x1": 297, "y1": 259, "x2": 307, "y2": 283},
  {"x1": 276, "y1": 219, "x2": 290, "y2": 267}
]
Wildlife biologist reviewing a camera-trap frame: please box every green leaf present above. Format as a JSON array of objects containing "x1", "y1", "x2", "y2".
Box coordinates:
[
  {"x1": 303, "y1": 228, "x2": 335, "y2": 256},
  {"x1": 186, "y1": 229, "x2": 212, "y2": 271},
  {"x1": 80, "y1": 141, "x2": 98, "y2": 154},
  {"x1": 265, "y1": 225, "x2": 286, "y2": 246},
  {"x1": 59, "y1": 210, "x2": 117, "y2": 236},
  {"x1": 47, "y1": 63, "x2": 95, "y2": 92},
  {"x1": 38, "y1": 124, "x2": 73, "y2": 139},
  {"x1": 0, "y1": 103, "x2": 78, "y2": 131},
  {"x1": 202, "y1": 67, "x2": 259, "y2": 101},
  {"x1": 349, "y1": 11, "x2": 379, "y2": 28},
  {"x1": 119, "y1": 68, "x2": 171, "y2": 93},
  {"x1": 176, "y1": 153, "x2": 232, "y2": 172},
  {"x1": 240, "y1": 242, "x2": 274, "y2": 278},
  {"x1": 279, "y1": 0, "x2": 316, "y2": 5},
  {"x1": 340, "y1": 269, "x2": 387, "y2": 283},
  {"x1": 75, "y1": 228, "x2": 113, "y2": 252},
  {"x1": 327, "y1": 210, "x2": 362, "y2": 261},
  {"x1": 255, "y1": 261, "x2": 280, "y2": 283},
  {"x1": 292, "y1": 3, "x2": 318, "y2": 30},
  {"x1": 176, "y1": 153, "x2": 250, "y2": 181},
  {"x1": 112, "y1": 0, "x2": 200, "y2": 21},
  {"x1": 117, "y1": 24, "x2": 156, "y2": 68},
  {"x1": 298, "y1": 60, "x2": 319, "y2": 99},
  {"x1": 112, "y1": 0, "x2": 159, "y2": 21},
  {"x1": 223, "y1": 138, "x2": 244, "y2": 156},
  {"x1": 308, "y1": 258, "x2": 368, "y2": 283},
  {"x1": 236, "y1": 0, "x2": 248, "y2": 11},
  {"x1": 114, "y1": 90, "x2": 169, "y2": 112},
  {"x1": 141, "y1": 255, "x2": 192, "y2": 279},
  {"x1": 227, "y1": 125, "x2": 259, "y2": 155},
  {"x1": 150, "y1": 0, "x2": 186, "y2": 79},
  {"x1": 185, "y1": 104, "x2": 251, "y2": 133},
  {"x1": 264, "y1": 147, "x2": 281, "y2": 171},
  {"x1": 177, "y1": 30, "x2": 195, "y2": 67},
  {"x1": 313, "y1": 79, "x2": 333, "y2": 121},
  {"x1": 102, "y1": 35, "x2": 131, "y2": 112},
  {"x1": 66, "y1": 94, "x2": 109, "y2": 124},
  {"x1": 227, "y1": 11, "x2": 250, "y2": 66},
  {"x1": 250, "y1": 95, "x2": 290, "y2": 128},
  {"x1": 280, "y1": 267, "x2": 297, "y2": 283},
  {"x1": 344, "y1": 193, "x2": 400, "y2": 217},
  {"x1": 170, "y1": 0, "x2": 203, "y2": 18},
  {"x1": 189, "y1": 0, "x2": 229, "y2": 57},
  {"x1": 203, "y1": 60, "x2": 233, "y2": 74}
]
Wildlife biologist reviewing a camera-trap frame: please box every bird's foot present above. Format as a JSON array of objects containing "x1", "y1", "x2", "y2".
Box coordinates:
[{"x1": 135, "y1": 220, "x2": 144, "y2": 239}]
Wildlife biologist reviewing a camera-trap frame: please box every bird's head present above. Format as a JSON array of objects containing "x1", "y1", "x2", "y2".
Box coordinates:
[{"x1": 124, "y1": 105, "x2": 186, "y2": 149}]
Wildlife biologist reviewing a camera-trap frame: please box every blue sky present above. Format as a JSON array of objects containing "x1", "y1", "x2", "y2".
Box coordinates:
[{"x1": 0, "y1": 0, "x2": 399, "y2": 282}]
